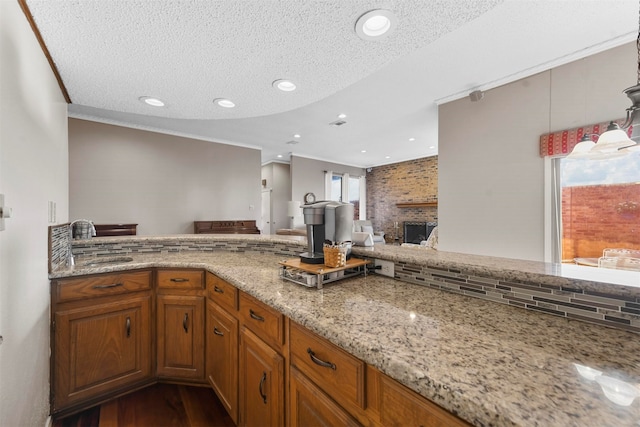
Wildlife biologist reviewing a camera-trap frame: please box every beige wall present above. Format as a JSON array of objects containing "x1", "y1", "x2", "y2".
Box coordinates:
[
  {"x1": 69, "y1": 119, "x2": 262, "y2": 235},
  {"x1": 438, "y1": 42, "x2": 635, "y2": 261},
  {"x1": 0, "y1": 1, "x2": 69, "y2": 425}
]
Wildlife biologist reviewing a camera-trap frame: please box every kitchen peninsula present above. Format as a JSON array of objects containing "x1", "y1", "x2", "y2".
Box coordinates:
[{"x1": 49, "y1": 233, "x2": 640, "y2": 426}]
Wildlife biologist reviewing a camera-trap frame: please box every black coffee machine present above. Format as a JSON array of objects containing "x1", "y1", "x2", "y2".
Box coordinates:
[{"x1": 300, "y1": 201, "x2": 354, "y2": 264}]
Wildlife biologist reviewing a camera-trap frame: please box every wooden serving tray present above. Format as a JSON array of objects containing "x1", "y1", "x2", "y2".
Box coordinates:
[{"x1": 279, "y1": 257, "x2": 370, "y2": 274}]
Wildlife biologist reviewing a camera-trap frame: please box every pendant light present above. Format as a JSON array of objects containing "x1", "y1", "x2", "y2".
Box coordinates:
[{"x1": 568, "y1": 1, "x2": 640, "y2": 158}]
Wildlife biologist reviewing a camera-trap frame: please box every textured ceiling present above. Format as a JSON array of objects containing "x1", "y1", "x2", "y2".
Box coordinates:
[{"x1": 24, "y1": 0, "x2": 639, "y2": 167}]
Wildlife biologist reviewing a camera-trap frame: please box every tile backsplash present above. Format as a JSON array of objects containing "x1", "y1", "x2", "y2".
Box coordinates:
[
  {"x1": 394, "y1": 261, "x2": 640, "y2": 333},
  {"x1": 48, "y1": 224, "x2": 70, "y2": 273}
]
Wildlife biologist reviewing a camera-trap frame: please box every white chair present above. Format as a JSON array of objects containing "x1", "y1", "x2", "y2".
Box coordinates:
[
  {"x1": 353, "y1": 220, "x2": 385, "y2": 244},
  {"x1": 602, "y1": 248, "x2": 640, "y2": 258},
  {"x1": 598, "y1": 256, "x2": 640, "y2": 271}
]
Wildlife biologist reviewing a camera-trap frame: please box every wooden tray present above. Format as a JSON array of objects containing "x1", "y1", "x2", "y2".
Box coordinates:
[{"x1": 279, "y1": 257, "x2": 371, "y2": 289}]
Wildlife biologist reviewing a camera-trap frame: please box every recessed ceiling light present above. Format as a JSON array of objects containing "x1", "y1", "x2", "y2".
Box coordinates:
[
  {"x1": 361, "y1": 150, "x2": 367, "y2": 153},
  {"x1": 355, "y1": 10, "x2": 396, "y2": 40},
  {"x1": 409, "y1": 137, "x2": 415, "y2": 142},
  {"x1": 294, "y1": 134, "x2": 301, "y2": 138},
  {"x1": 214, "y1": 98, "x2": 235, "y2": 108},
  {"x1": 385, "y1": 156, "x2": 391, "y2": 159},
  {"x1": 429, "y1": 146, "x2": 435, "y2": 149},
  {"x1": 338, "y1": 113, "x2": 347, "y2": 119},
  {"x1": 277, "y1": 154, "x2": 283, "y2": 158},
  {"x1": 273, "y1": 79, "x2": 296, "y2": 92},
  {"x1": 139, "y1": 96, "x2": 165, "y2": 107}
]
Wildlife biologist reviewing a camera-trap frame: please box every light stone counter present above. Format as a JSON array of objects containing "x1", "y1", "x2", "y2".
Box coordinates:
[{"x1": 51, "y1": 249, "x2": 640, "y2": 427}]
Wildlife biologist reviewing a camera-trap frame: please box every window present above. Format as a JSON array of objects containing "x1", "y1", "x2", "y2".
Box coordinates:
[
  {"x1": 557, "y1": 154, "x2": 640, "y2": 262},
  {"x1": 330, "y1": 175, "x2": 342, "y2": 201},
  {"x1": 325, "y1": 171, "x2": 365, "y2": 219}
]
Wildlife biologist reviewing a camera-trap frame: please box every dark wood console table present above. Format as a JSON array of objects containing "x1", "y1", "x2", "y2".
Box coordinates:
[
  {"x1": 194, "y1": 220, "x2": 260, "y2": 234},
  {"x1": 94, "y1": 224, "x2": 138, "y2": 237}
]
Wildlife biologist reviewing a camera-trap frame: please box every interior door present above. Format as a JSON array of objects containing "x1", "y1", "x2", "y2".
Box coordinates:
[{"x1": 261, "y1": 189, "x2": 272, "y2": 234}]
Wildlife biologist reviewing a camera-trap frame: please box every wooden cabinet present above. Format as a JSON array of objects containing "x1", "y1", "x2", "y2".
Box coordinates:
[
  {"x1": 290, "y1": 366, "x2": 360, "y2": 427},
  {"x1": 378, "y1": 373, "x2": 471, "y2": 427},
  {"x1": 207, "y1": 271, "x2": 238, "y2": 312},
  {"x1": 239, "y1": 291, "x2": 284, "y2": 350},
  {"x1": 51, "y1": 272, "x2": 153, "y2": 414},
  {"x1": 206, "y1": 298, "x2": 239, "y2": 424},
  {"x1": 290, "y1": 321, "x2": 365, "y2": 412},
  {"x1": 156, "y1": 269, "x2": 206, "y2": 381},
  {"x1": 156, "y1": 294, "x2": 205, "y2": 379},
  {"x1": 52, "y1": 267, "x2": 471, "y2": 426},
  {"x1": 239, "y1": 327, "x2": 284, "y2": 427}
]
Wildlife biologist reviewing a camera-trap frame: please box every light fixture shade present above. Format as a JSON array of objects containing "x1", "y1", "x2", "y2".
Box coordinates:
[
  {"x1": 622, "y1": 143, "x2": 640, "y2": 152},
  {"x1": 591, "y1": 123, "x2": 633, "y2": 152},
  {"x1": 566, "y1": 139, "x2": 596, "y2": 159}
]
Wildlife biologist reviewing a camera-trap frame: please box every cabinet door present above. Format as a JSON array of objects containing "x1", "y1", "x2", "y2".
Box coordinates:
[
  {"x1": 157, "y1": 295, "x2": 205, "y2": 379},
  {"x1": 53, "y1": 295, "x2": 152, "y2": 411},
  {"x1": 380, "y1": 374, "x2": 471, "y2": 427},
  {"x1": 290, "y1": 366, "x2": 360, "y2": 427},
  {"x1": 206, "y1": 299, "x2": 239, "y2": 424},
  {"x1": 239, "y1": 327, "x2": 284, "y2": 427}
]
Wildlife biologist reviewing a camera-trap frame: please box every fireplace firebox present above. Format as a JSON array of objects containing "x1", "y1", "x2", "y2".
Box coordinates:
[{"x1": 403, "y1": 222, "x2": 437, "y2": 244}]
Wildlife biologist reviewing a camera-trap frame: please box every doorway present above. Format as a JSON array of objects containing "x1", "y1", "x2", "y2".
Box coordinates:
[{"x1": 261, "y1": 189, "x2": 272, "y2": 234}]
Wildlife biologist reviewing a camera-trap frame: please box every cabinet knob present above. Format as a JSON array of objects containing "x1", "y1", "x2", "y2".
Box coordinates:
[
  {"x1": 183, "y1": 313, "x2": 189, "y2": 333},
  {"x1": 126, "y1": 317, "x2": 131, "y2": 338}
]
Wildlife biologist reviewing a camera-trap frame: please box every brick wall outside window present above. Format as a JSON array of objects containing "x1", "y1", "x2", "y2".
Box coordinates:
[{"x1": 562, "y1": 182, "x2": 640, "y2": 260}]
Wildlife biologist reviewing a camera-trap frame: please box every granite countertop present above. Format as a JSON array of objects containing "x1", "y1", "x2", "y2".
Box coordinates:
[{"x1": 51, "y1": 250, "x2": 640, "y2": 427}]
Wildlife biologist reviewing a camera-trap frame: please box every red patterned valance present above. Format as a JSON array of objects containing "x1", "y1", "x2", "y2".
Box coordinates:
[{"x1": 539, "y1": 119, "x2": 632, "y2": 158}]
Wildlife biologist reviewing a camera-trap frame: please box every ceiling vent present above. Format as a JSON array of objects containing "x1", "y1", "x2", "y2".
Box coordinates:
[
  {"x1": 329, "y1": 120, "x2": 347, "y2": 127},
  {"x1": 286, "y1": 140, "x2": 299, "y2": 145}
]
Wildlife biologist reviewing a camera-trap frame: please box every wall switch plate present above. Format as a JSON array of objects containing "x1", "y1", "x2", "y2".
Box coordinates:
[
  {"x1": 0, "y1": 194, "x2": 10, "y2": 231},
  {"x1": 375, "y1": 259, "x2": 394, "y2": 278},
  {"x1": 48, "y1": 201, "x2": 57, "y2": 223}
]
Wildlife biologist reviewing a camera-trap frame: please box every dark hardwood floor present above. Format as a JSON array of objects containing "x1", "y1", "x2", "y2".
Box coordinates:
[{"x1": 52, "y1": 384, "x2": 235, "y2": 427}]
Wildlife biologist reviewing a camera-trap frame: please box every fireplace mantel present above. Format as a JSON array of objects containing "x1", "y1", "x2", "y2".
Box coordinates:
[{"x1": 396, "y1": 201, "x2": 437, "y2": 208}]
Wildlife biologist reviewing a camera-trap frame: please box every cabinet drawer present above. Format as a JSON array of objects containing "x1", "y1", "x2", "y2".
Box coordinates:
[
  {"x1": 207, "y1": 272, "x2": 238, "y2": 312},
  {"x1": 55, "y1": 270, "x2": 152, "y2": 303},
  {"x1": 239, "y1": 292, "x2": 284, "y2": 348},
  {"x1": 157, "y1": 269, "x2": 204, "y2": 290},
  {"x1": 290, "y1": 321, "x2": 365, "y2": 410}
]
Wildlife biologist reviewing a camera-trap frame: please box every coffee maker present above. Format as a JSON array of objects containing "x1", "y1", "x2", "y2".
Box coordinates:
[{"x1": 300, "y1": 201, "x2": 354, "y2": 264}]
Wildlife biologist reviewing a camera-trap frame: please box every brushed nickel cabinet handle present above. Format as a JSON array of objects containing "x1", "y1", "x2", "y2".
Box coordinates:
[
  {"x1": 126, "y1": 317, "x2": 131, "y2": 338},
  {"x1": 249, "y1": 309, "x2": 265, "y2": 322},
  {"x1": 213, "y1": 327, "x2": 224, "y2": 336},
  {"x1": 307, "y1": 348, "x2": 336, "y2": 370},
  {"x1": 214, "y1": 286, "x2": 224, "y2": 293},
  {"x1": 93, "y1": 283, "x2": 123, "y2": 289},
  {"x1": 170, "y1": 278, "x2": 189, "y2": 283},
  {"x1": 258, "y1": 371, "x2": 267, "y2": 404},
  {"x1": 183, "y1": 313, "x2": 189, "y2": 333}
]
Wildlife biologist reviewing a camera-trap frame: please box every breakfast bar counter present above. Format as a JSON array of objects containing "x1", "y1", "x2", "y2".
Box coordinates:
[{"x1": 49, "y1": 234, "x2": 640, "y2": 427}]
